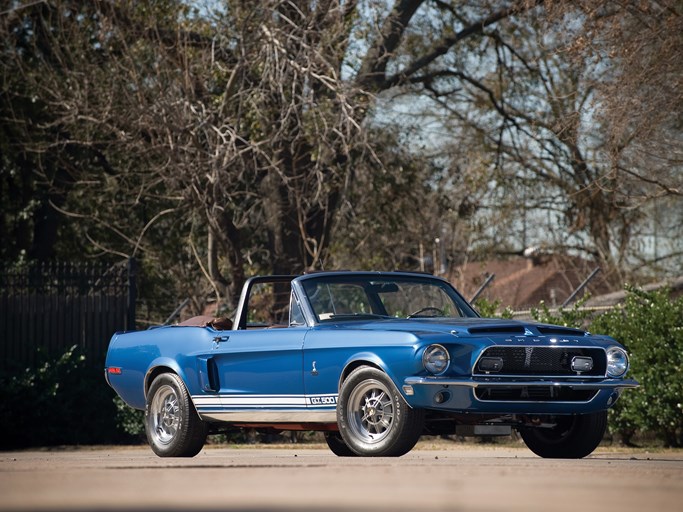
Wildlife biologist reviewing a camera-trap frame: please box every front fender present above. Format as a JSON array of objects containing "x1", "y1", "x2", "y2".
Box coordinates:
[{"x1": 339, "y1": 348, "x2": 422, "y2": 403}]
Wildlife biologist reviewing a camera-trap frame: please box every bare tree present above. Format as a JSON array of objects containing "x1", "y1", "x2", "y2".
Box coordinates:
[
  {"x1": 4, "y1": 0, "x2": 547, "y2": 318},
  {"x1": 398, "y1": 0, "x2": 683, "y2": 280}
]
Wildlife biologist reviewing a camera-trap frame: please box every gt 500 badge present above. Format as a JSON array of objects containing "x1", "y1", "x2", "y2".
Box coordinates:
[{"x1": 308, "y1": 395, "x2": 337, "y2": 405}]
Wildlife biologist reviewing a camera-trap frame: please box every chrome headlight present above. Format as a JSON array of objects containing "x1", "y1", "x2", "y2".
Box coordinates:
[
  {"x1": 606, "y1": 346, "x2": 629, "y2": 377},
  {"x1": 423, "y1": 344, "x2": 450, "y2": 375}
]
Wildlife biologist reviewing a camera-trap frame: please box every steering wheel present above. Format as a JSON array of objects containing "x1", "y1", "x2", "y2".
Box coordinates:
[{"x1": 407, "y1": 306, "x2": 445, "y2": 318}]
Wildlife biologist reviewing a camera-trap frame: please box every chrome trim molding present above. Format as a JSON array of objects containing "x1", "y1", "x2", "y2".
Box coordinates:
[
  {"x1": 472, "y1": 395, "x2": 600, "y2": 405},
  {"x1": 472, "y1": 387, "x2": 601, "y2": 405},
  {"x1": 198, "y1": 410, "x2": 337, "y2": 423}
]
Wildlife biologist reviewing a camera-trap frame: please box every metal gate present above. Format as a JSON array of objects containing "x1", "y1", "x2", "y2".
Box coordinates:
[{"x1": 0, "y1": 259, "x2": 136, "y2": 370}]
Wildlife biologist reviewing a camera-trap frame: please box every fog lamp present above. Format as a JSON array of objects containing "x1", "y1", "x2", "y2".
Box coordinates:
[
  {"x1": 571, "y1": 356, "x2": 593, "y2": 373},
  {"x1": 478, "y1": 357, "x2": 503, "y2": 373},
  {"x1": 434, "y1": 391, "x2": 450, "y2": 404}
]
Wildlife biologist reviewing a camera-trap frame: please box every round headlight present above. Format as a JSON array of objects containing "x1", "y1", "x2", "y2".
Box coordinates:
[
  {"x1": 423, "y1": 344, "x2": 450, "y2": 375},
  {"x1": 606, "y1": 346, "x2": 629, "y2": 377}
]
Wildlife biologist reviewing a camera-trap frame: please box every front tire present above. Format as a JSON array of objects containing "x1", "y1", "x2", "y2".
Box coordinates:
[
  {"x1": 520, "y1": 411, "x2": 608, "y2": 458},
  {"x1": 337, "y1": 366, "x2": 424, "y2": 457},
  {"x1": 145, "y1": 373, "x2": 208, "y2": 457}
]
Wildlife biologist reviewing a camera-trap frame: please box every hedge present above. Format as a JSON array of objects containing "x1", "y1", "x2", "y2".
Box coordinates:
[
  {"x1": 0, "y1": 346, "x2": 138, "y2": 449},
  {"x1": 529, "y1": 287, "x2": 683, "y2": 447}
]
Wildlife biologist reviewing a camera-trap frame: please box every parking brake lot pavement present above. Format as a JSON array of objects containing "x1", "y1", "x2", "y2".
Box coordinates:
[{"x1": 1, "y1": 445, "x2": 682, "y2": 512}]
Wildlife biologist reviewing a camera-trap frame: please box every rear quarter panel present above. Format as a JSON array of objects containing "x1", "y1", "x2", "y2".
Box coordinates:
[{"x1": 105, "y1": 326, "x2": 215, "y2": 409}]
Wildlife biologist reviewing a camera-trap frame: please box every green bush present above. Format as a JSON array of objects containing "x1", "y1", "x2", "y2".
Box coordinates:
[
  {"x1": 529, "y1": 297, "x2": 592, "y2": 328},
  {"x1": 0, "y1": 346, "x2": 139, "y2": 448},
  {"x1": 114, "y1": 396, "x2": 145, "y2": 438},
  {"x1": 474, "y1": 298, "x2": 514, "y2": 319},
  {"x1": 488, "y1": 290, "x2": 682, "y2": 447},
  {"x1": 591, "y1": 287, "x2": 683, "y2": 447}
]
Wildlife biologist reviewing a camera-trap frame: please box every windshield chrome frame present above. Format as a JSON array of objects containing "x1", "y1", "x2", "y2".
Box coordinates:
[{"x1": 292, "y1": 271, "x2": 479, "y2": 325}]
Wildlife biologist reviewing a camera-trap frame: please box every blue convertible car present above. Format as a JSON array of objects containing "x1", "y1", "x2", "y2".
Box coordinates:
[{"x1": 105, "y1": 271, "x2": 638, "y2": 458}]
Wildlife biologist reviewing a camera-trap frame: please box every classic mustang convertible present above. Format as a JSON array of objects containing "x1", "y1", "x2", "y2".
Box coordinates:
[{"x1": 105, "y1": 271, "x2": 638, "y2": 458}]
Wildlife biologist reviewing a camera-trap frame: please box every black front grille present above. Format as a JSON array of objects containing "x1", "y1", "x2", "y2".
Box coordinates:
[
  {"x1": 475, "y1": 386, "x2": 598, "y2": 402},
  {"x1": 474, "y1": 346, "x2": 606, "y2": 376}
]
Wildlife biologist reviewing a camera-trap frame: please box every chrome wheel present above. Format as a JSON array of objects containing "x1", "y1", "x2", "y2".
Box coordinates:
[
  {"x1": 347, "y1": 379, "x2": 395, "y2": 444},
  {"x1": 145, "y1": 373, "x2": 207, "y2": 457},
  {"x1": 150, "y1": 384, "x2": 180, "y2": 445},
  {"x1": 338, "y1": 366, "x2": 425, "y2": 456}
]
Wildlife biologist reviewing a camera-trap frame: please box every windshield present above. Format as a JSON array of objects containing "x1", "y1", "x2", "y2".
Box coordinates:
[{"x1": 300, "y1": 274, "x2": 478, "y2": 322}]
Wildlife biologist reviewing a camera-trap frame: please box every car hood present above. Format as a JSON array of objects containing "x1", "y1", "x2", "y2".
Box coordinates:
[{"x1": 320, "y1": 317, "x2": 589, "y2": 339}]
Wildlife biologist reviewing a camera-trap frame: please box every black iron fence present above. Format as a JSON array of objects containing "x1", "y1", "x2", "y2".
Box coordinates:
[{"x1": 0, "y1": 259, "x2": 136, "y2": 370}]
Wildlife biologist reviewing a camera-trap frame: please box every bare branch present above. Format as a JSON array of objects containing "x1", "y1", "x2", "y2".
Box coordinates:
[{"x1": 380, "y1": 0, "x2": 544, "y2": 89}]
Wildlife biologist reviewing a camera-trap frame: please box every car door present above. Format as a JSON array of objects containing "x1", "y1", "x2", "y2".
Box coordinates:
[
  {"x1": 205, "y1": 328, "x2": 306, "y2": 417},
  {"x1": 194, "y1": 278, "x2": 307, "y2": 421}
]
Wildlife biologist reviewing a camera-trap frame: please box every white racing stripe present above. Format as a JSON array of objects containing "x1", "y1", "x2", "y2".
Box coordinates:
[{"x1": 191, "y1": 393, "x2": 338, "y2": 409}]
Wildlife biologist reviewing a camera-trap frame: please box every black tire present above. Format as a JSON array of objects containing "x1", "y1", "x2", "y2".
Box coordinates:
[
  {"x1": 324, "y1": 432, "x2": 358, "y2": 457},
  {"x1": 520, "y1": 411, "x2": 608, "y2": 459},
  {"x1": 337, "y1": 366, "x2": 424, "y2": 457},
  {"x1": 145, "y1": 373, "x2": 208, "y2": 457}
]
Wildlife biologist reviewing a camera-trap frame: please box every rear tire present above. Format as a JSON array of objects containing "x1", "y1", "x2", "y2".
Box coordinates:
[
  {"x1": 520, "y1": 411, "x2": 607, "y2": 459},
  {"x1": 337, "y1": 366, "x2": 424, "y2": 457},
  {"x1": 324, "y1": 432, "x2": 358, "y2": 457},
  {"x1": 145, "y1": 373, "x2": 207, "y2": 457}
]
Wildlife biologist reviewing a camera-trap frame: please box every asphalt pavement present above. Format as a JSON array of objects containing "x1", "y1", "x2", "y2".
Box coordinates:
[{"x1": 1, "y1": 443, "x2": 682, "y2": 512}]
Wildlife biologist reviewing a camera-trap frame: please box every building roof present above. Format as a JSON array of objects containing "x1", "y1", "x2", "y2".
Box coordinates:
[
  {"x1": 584, "y1": 275, "x2": 683, "y2": 307},
  {"x1": 451, "y1": 254, "x2": 612, "y2": 311}
]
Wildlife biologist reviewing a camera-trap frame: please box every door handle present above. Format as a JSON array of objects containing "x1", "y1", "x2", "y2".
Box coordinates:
[{"x1": 212, "y1": 335, "x2": 230, "y2": 343}]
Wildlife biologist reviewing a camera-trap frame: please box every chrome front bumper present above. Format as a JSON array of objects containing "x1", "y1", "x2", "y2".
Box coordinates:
[{"x1": 404, "y1": 376, "x2": 640, "y2": 390}]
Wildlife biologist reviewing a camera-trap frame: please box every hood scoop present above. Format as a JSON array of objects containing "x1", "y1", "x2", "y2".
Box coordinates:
[
  {"x1": 467, "y1": 325, "x2": 526, "y2": 335},
  {"x1": 537, "y1": 326, "x2": 586, "y2": 336}
]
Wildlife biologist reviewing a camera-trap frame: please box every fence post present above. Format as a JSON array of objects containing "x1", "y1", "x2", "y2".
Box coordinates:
[
  {"x1": 127, "y1": 258, "x2": 137, "y2": 331},
  {"x1": 470, "y1": 273, "x2": 496, "y2": 303},
  {"x1": 562, "y1": 267, "x2": 601, "y2": 308}
]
